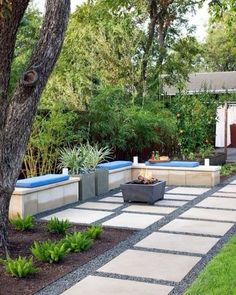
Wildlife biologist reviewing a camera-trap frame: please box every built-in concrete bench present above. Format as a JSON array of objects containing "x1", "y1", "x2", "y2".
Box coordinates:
[
  {"x1": 132, "y1": 163, "x2": 220, "y2": 187},
  {"x1": 97, "y1": 161, "x2": 133, "y2": 190},
  {"x1": 144, "y1": 160, "x2": 199, "y2": 168},
  {"x1": 98, "y1": 160, "x2": 220, "y2": 189},
  {"x1": 10, "y1": 175, "x2": 79, "y2": 218},
  {"x1": 16, "y1": 174, "x2": 70, "y2": 188}
]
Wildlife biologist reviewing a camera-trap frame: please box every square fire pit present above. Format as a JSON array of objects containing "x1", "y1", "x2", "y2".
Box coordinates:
[{"x1": 120, "y1": 180, "x2": 166, "y2": 205}]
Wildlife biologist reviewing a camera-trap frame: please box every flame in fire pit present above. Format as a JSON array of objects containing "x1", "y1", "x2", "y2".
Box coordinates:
[{"x1": 132, "y1": 169, "x2": 158, "y2": 184}]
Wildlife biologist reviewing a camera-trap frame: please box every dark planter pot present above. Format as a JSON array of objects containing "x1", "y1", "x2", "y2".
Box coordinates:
[
  {"x1": 79, "y1": 172, "x2": 95, "y2": 201},
  {"x1": 95, "y1": 169, "x2": 109, "y2": 196},
  {"x1": 199, "y1": 153, "x2": 226, "y2": 166},
  {"x1": 120, "y1": 180, "x2": 166, "y2": 205}
]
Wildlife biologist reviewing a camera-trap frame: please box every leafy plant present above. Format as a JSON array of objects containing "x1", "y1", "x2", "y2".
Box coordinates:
[
  {"x1": 81, "y1": 143, "x2": 113, "y2": 171},
  {"x1": 9, "y1": 214, "x2": 34, "y2": 231},
  {"x1": 24, "y1": 105, "x2": 79, "y2": 178},
  {"x1": 0, "y1": 256, "x2": 38, "y2": 278},
  {"x1": 198, "y1": 145, "x2": 215, "y2": 159},
  {"x1": 46, "y1": 217, "x2": 70, "y2": 235},
  {"x1": 58, "y1": 146, "x2": 87, "y2": 175},
  {"x1": 31, "y1": 240, "x2": 69, "y2": 263},
  {"x1": 171, "y1": 92, "x2": 218, "y2": 158},
  {"x1": 220, "y1": 163, "x2": 236, "y2": 176},
  {"x1": 63, "y1": 232, "x2": 93, "y2": 252},
  {"x1": 84, "y1": 225, "x2": 103, "y2": 240}
]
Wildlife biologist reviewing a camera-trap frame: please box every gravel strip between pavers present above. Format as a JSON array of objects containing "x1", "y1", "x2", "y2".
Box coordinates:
[{"x1": 35, "y1": 177, "x2": 236, "y2": 295}]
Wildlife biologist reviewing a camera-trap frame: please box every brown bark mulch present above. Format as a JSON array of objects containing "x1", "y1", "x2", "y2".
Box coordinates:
[{"x1": 0, "y1": 222, "x2": 134, "y2": 295}]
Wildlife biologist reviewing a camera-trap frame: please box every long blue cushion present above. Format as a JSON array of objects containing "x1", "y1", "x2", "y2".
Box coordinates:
[
  {"x1": 16, "y1": 174, "x2": 70, "y2": 188},
  {"x1": 145, "y1": 161, "x2": 199, "y2": 167},
  {"x1": 97, "y1": 161, "x2": 133, "y2": 170}
]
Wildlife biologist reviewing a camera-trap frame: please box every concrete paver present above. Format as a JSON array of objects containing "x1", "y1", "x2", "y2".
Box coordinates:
[
  {"x1": 76, "y1": 202, "x2": 122, "y2": 210},
  {"x1": 219, "y1": 185, "x2": 236, "y2": 193},
  {"x1": 212, "y1": 192, "x2": 236, "y2": 198},
  {"x1": 98, "y1": 196, "x2": 124, "y2": 203},
  {"x1": 160, "y1": 218, "x2": 234, "y2": 236},
  {"x1": 123, "y1": 204, "x2": 176, "y2": 214},
  {"x1": 98, "y1": 249, "x2": 201, "y2": 282},
  {"x1": 156, "y1": 200, "x2": 187, "y2": 206},
  {"x1": 181, "y1": 207, "x2": 236, "y2": 222},
  {"x1": 197, "y1": 197, "x2": 236, "y2": 210},
  {"x1": 167, "y1": 187, "x2": 209, "y2": 195},
  {"x1": 113, "y1": 192, "x2": 123, "y2": 197},
  {"x1": 61, "y1": 276, "x2": 173, "y2": 295},
  {"x1": 135, "y1": 232, "x2": 219, "y2": 254},
  {"x1": 164, "y1": 194, "x2": 197, "y2": 201},
  {"x1": 42, "y1": 208, "x2": 113, "y2": 224},
  {"x1": 103, "y1": 212, "x2": 163, "y2": 229}
]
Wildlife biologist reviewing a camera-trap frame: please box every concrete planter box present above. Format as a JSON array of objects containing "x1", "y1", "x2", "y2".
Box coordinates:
[
  {"x1": 121, "y1": 180, "x2": 166, "y2": 205},
  {"x1": 95, "y1": 169, "x2": 109, "y2": 196},
  {"x1": 79, "y1": 172, "x2": 96, "y2": 201}
]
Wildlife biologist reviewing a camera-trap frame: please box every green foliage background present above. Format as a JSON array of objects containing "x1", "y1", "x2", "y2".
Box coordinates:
[{"x1": 12, "y1": 0, "x2": 234, "y2": 176}]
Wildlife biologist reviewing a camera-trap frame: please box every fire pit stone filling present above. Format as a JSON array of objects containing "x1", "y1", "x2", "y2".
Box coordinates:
[{"x1": 121, "y1": 174, "x2": 166, "y2": 205}]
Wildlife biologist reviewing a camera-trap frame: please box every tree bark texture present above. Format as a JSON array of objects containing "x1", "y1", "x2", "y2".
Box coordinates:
[
  {"x1": 139, "y1": 0, "x2": 175, "y2": 98},
  {"x1": 0, "y1": 0, "x2": 70, "y2": 256}
]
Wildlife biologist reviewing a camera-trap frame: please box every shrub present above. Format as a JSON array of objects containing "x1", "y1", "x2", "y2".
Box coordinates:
[
  {"x1": 171, "y1": 92, "x2": 218, "y2": 158},
  {"x1": 9, "y1": 214, "x2": 34, "y2": 231},
  {"x1": 46, "y1": 217, "x2": 70, "y2": 235},
  {"x1": 220, "y1": 163, "x2": 236, "y2": 176},
  {"x1": 31, "y1": 240, "x2": 69, "y2": 263},
  {"x1": 81, "y1": 143, "x2": 113, "y2": 171},
  {"x1": 58, "y1": 146, "x2": 86, "y2": 175},
  {"x1": 63, "y1": 232, "x2": 93, "y2": 252},
  {"x1": 0, "y1": 256, "x2": 38, "y2": 278},
  {"x1": 84, "y1": 225, "x2": 103, "y2": 240}
]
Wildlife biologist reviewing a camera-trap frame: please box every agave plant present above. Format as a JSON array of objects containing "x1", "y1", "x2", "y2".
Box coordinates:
[
  {"x1": 58, "y1": 146, "x2": 87, "y2": 175},
  {"x1": 82, "y1": 143, "x2": 113, "y2": 171}
]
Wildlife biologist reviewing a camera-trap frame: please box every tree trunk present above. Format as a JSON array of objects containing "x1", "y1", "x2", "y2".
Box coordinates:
[
  {"x1": 0, "y1": 187, "x2": 14, "y2": 256},
  {"x1": 0, "y1": 0, "x2": 70, "y2": 256},
  {"x1": 138, "y1": 0, "x2": 157, "y2": 98}
]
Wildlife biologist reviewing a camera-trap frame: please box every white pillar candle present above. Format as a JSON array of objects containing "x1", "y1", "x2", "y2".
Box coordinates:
[
  {"x1": 133, "y1": 156, "x2": 138, "y2": 164},
  {"x1": 204, "y1": 158, "x2": 210, "y2": 166},
  {"x1": 62, "y1": 168, "x2": 69, "y2": 175}
]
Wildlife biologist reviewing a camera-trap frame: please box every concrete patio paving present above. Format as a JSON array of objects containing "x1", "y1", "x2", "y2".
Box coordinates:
[{"x1": 37, "y1": 179, "x2": 236, "y2": 295}]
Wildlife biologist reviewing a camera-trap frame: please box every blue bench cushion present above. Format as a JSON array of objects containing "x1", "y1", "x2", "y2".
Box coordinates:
[
  {"x1": 16, "y1": 174, "x2": 70, "y2": 188},
  {"x1": 145, "y1": 161, "x2": 199, "y2": 168},
  {"x1": 97, "y1": 161, "x2": 133, "y2": 170}
]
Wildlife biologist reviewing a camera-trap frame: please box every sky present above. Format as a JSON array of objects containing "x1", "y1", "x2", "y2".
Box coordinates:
[{"x1": 33, "y1": 0, "x2": 210, "y2": 41}]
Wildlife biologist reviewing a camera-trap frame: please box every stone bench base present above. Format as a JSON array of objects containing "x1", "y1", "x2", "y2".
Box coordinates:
[
  {"x1": 9, "y1": 178, "x2": 79, "y2": 218},
  {"x1": 108, "y1": 167, "x2": 132, "y2": 190},
  {"x1": 107, "y1": 164, "x2": 220, "y2": 189},
  {"x1": 132, "y1": 164, "x2": 220, "y2": 187}
]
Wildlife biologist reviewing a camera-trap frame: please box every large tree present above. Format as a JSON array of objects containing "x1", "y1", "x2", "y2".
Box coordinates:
[
  {"x1": 202, "y1": 0, "x2": 236, "y2": 71},
  {"x1": 204, "y1": 14, "x2": 236, "y2": 71},
  {"x1": 0, "y1": 0, "x2": 70, "y2": 256}
]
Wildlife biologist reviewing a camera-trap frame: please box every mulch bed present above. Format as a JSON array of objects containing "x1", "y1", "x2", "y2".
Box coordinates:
[
  {"x1": 220, "y1": 172, "x2": 236, "y2": 182},
  {"x1": 0, "y1": 222, "x2": 135, "y2": 295}
]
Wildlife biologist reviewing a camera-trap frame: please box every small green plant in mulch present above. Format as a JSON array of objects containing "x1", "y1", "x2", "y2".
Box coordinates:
[
  {"x1": 46, "y1": 217, "x2": 70, "y2": 235},
  {"x1": 31, "y1": 240, "x2": 69, "y2": 263},
  {"x1": 63, "y1": 232, "x2": 93, "y2": 252},
  {"x1": 220, "y1": 162, "x2": 236, "y2": 177},
  {"x1": 84, "y1": 225, "x2": 103, "y2": 240},
  {"x1": 0, "y1": 256, "x2": 38, "y2": 278},
  {"x1": 9, "y1": 214, "x2": 34, "y2": 231},
  {"x1": 185, "y1": 235, "x2": 236, "y2": 295}
]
